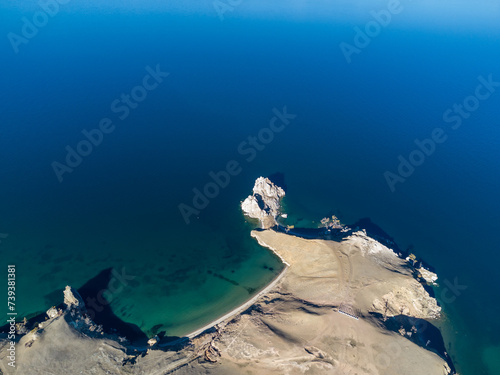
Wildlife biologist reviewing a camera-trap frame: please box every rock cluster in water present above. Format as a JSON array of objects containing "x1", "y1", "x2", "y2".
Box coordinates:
[
  {"x1": 241, "y1": 177, "x2": 285, "y2": 229},
  {"x1": 418, "y1": 267, "x2": 439, "y2": 285}
]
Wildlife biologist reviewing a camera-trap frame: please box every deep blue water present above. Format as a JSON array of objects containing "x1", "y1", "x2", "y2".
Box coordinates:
[{"x1": 1, "y1": 1, "x2": 500, "y2": 374}]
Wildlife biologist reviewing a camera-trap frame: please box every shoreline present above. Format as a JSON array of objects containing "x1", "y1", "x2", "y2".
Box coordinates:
[
  {"x1": 251, "y1": 229, "x2": 291, "y2": 266},
  {"x1": 0, "y1": 174, "x2": 456, "y2": 374},
  {"x1": 1, "y1": 228, "x2": 455, "y2": 375},
  {"x1": 171, "y1": 264, "x2": 288, "y2": 341}
]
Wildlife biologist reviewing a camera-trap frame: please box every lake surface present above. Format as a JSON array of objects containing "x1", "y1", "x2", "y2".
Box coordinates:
[{"x1": 1, "y1": 1, "x2": 499, "y2": 373}]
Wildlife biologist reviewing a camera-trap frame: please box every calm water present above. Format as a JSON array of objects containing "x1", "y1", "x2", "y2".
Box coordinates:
[{"x1": 1, "y1": 1, "x2": 499, "y2": 374}]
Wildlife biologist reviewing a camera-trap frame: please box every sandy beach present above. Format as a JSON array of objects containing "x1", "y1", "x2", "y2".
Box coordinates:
[{"x1": 183, "y1": 265, "x2": 288, "y2": 340}]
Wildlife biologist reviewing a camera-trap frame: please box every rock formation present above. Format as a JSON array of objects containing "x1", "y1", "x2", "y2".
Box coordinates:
[
  {"x1": 418, "y1": 267, "x2": 439, "y2": 285},
  {"x1": 241, "y1": 177, "x2": 285, "y2": 229},
  {"x1": 46, "y1": 306, "x2": 59, "y2": 319},
  {"x1": 63, "y1": 285, "x2": 85, "y2": 311}
]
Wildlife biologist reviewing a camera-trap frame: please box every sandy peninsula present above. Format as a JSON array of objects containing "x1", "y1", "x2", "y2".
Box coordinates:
[
  {"x1": 0, "y1": 178, "x2": 454, "y2": 374},
  {"x1": 0, "y1": 228, "x2": 453, "y2": 374}
]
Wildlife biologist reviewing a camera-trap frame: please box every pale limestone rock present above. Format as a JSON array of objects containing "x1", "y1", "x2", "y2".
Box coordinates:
[
  {"x1": 63, "y1": 285, "x2": 85, "y2": 311},
  {"x1": 147, "y1": 336, "x2": 159, "y2": 347},
  {"x1": 46, "y1": 306, "x2": 58, "y2": 319},
  {"x1": 419, "y1": 267, "x2": 439, "y2": 285},
  {"x1": 372, "y1": 285, "x2": 441, "y2": 319},
  {"x1": 241, "y1": 177, "x2": 285, "y2": 228}
]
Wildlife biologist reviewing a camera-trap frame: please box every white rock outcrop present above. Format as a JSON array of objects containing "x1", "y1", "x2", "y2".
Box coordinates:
[
  {"x1": 63, "y1": 285, "x2": 85, "y2": 311},
  {"x1": 46, "y1": 306, "x2": 59, "y2": 319},
  {"x1": 372, "y1": 286, "x2": 441, "y2": 320},
  {"x1": 147, "y1": 335, "x2": 159, "y2": 347},
  {"x1": 418, "y1": 267, "x2": 439, "y2": 285},
  {"x1": 241, "y1": 177, "x2": 285, "y2": 229}
]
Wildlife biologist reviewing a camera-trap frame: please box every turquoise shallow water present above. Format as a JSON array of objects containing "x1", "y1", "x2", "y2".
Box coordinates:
[
  {"x1": 1, "y1": 207, "x2": 284, "y2": 337},
  {"x1": 1, "y1": 0, "x2": 500, "y2": 373}
]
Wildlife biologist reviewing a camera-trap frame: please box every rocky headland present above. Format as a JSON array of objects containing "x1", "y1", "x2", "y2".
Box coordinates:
[{"x1": 0, "y1": 177, "x2": 454, "y2": 375}]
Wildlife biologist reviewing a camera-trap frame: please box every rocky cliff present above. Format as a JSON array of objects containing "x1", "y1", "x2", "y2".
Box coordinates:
[{"x1": 241, "y1": 177, "x2": 285, "y2": 229}]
